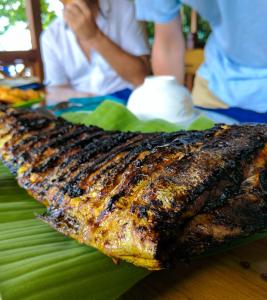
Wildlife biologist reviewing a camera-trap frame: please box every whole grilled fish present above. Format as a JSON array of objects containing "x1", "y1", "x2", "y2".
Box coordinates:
[{"x1": 1, "y1": 103, "x2": 267, "y2": 270}]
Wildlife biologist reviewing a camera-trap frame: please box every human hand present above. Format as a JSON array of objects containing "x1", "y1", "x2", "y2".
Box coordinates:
[{"x1": 64, "y1": 0, "x2": 100, "y2": 42}]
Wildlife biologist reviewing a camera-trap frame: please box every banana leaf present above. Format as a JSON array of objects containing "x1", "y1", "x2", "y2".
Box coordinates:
[
  {"x1": 62, "y1": 100, "x2": 215, "y2": 132},
  {"x1": 0, "y1": 101, "x2": 266, "y2": 300}
]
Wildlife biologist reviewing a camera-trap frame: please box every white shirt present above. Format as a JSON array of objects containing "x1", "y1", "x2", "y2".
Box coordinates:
[{"x1": 41, "y1": 0, "x2": 150, "y2": 95}]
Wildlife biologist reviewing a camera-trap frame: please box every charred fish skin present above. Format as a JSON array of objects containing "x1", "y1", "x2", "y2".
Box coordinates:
[
  {"x1": 1, "y1": 106, "x2": 267, "y2": 270},
  {"x1": 178, "y1": 173, "x2": 267, "y2": 258},
  {"x1": 178, "y1": 145, "x2": 267, "y2": 258}
]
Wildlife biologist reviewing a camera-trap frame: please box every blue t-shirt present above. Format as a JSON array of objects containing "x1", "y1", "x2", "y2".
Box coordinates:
[{"x1": 135, "y1": 0, "x2": 267, "y2": 113}]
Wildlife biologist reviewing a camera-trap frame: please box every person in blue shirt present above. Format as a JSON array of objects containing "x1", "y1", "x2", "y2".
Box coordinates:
[{"x1": 135, "y1": 0, "x2": 267, "y2": 113}]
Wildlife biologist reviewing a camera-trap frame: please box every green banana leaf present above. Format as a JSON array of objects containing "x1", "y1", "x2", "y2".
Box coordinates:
[
  {"x1": 62, "y1": 100, "x2": 215, "y2": 132},
  {"x1": 0, "y1": 101, "x2": 266, "y2": 300}
]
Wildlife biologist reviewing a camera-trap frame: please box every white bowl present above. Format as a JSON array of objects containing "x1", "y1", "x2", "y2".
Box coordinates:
[{"x1": 127, "y1": 76, "x2": 198, "y2": 124}]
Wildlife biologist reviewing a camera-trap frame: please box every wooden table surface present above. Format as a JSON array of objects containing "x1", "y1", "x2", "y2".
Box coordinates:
[{"x1": 121, "y1": 238, "x2": 267, "y2": 300}]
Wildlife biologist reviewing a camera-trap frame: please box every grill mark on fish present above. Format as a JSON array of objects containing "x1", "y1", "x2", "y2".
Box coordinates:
[
  {"x1": 21, "y1": 129, "x2": 107, "y2": 182},
  {"x1": 28, "y1": 125, "x2": 100, "y2": 160},
  {"x1": 32, "y1": 130, "x2": 108, "y2": 173},
  {"x1": 22, "y1": 131, "x2": 136, "y2": 200},
  {"x1": 13, "y1": 126, "x2": 77, "y2": 167},
  {"x1": 1, "y1": 110, "x2": 59, "y2": 140},
  {"x1": 74, "y1": 135, "x2": 166, "y2": 202},
  {"x1": 0, "y1": 107, "x2": 29, "y2": 120},
  {"x1": 10, "y1": 121, "x2": 72, "y2": 155},
  {"x1": 95, "y1": 126, "x2": 224, "y2": 200},
  {"x1": 59, "y1": 133, "x2": 159, "y2": 191},
  {"x1": 34, "y1": 132, "x2": 113, "y2": 185},
  {"x1": 82, "y1": 130, "x2": 218, "y2": 218},
  {"x1": 87, "y1": 134, "x2": 151, "y2": 190},
  {"x1": 16, "y1": 117, "x2": 52, "y2": 133},
  {"x1": 99, "y1": 127, "x2": 224, "y2": 215},
  {"x1": 63, "y1": 132, "x2": 141, "y2": 196}
]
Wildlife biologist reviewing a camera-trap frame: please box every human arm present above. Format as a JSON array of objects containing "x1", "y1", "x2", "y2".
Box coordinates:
[
  {"x1": 85, "y1": 31, "x2": 150, "y2": 87},
  {"x1": 153, "y1": 15, "x2": 185, "y2": 84},
  {"x1": 135, "y1": 0, "x2": 185, "y2": 84},
  {"x1": 64, "y1": 0, "x2": 150, "y2": 86},
  {"x1": 45, "y1": 85, "x2": 90, "y2": 105}
]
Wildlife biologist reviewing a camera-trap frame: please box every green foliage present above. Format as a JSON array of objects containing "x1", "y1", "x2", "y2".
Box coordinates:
[
  {"x1": 0, "y1": 0, "x2": 56, "y2": 35},
  {"x1": 146, "y1": 22, "x2": 154, "y2": 40},
  {"x1": 181, "y1": 5, "x2": 211, "y2": 47},
  {"x1": 0, "y1": 0, "x2": 26, "y2": 34},
  {"x1": 40, "y1": 0, "x2": 57, "y2": 29}
]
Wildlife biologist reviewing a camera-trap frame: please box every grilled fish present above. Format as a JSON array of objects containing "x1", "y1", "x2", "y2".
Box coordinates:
[{"x1": 0, "y1": 103, "x2": 267, "y2": 270}]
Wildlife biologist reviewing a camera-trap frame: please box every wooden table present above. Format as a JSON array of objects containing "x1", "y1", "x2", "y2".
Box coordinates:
[{"x1": 122, "y1": 238, "x2": 267, "y2": 300}]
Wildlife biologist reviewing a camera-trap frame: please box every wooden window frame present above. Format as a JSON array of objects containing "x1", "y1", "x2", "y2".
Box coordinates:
[{"x1": 0, "y1": 0, "x2": 44, "y2": 81}]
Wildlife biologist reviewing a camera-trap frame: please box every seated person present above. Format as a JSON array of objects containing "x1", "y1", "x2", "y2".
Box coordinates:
[
  {"x1": 135, "y1": 0, "x2": 267, "y2": 113},
  {"x1": 41, "y1": 0, "x2": 150, "y2": 100}
]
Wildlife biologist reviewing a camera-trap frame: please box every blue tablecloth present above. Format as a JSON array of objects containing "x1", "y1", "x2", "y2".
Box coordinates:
[
  {"x1": 46, "y1": 89, "x2": 131, "y2": 116},
  {"x1": 17, "y1": 83, "x2": 267, "y2": 124},
  {"x1": 196, "y1": 106, "x2": 267, "y2": 124}
]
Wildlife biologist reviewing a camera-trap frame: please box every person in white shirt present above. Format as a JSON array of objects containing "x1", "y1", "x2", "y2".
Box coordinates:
[{"x1": 40, "y1": 0, "x2": 150, "y2": 97}]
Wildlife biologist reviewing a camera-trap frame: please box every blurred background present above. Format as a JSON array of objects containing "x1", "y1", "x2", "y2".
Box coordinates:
[
  {"x1": 0, "y1": 0, "x2": 210, "y2": 51},
  {"x1": 0, "y1": 0, "x2": 60, "y2": 51},
  {"x1": 0, "y1": 0, "x2": 210, "y2": 87}
]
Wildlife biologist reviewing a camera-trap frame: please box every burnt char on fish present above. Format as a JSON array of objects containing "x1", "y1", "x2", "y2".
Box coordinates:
[{"x1": 0, "y1": 104, "x2": 267, "y2": 270}]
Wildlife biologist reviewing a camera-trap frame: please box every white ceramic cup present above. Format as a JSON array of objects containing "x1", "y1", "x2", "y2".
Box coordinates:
[{"x1": 127, "y1": 76, "x2": 197, "y2": 124}]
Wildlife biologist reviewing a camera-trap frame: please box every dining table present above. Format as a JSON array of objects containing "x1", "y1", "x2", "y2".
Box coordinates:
[
  {"x1": 122, "y1": 238, "x2": 267, "y2": 300},
  {"x1": 2, "y1": 82, "x2": 267, "y2": 300}
]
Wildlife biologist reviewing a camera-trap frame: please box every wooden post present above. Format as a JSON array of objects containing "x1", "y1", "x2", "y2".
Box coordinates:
[
  {"x1": 186, "y1": 10, "x2": 198, "y2": 50},
  {"x1": 25, "y1": 0, "x2": 44, "y2": 81},
  {"x1": 185, "y1": 10, "x2": 198, "y2": 90}
]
